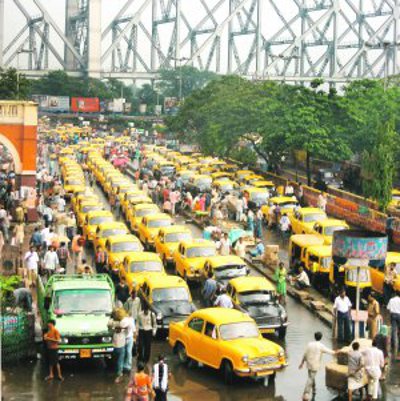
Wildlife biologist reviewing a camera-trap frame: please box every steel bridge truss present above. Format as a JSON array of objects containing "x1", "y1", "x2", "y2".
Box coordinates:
[{"x1": 1, "y1": 0, "x2": 399, "y2": 84}]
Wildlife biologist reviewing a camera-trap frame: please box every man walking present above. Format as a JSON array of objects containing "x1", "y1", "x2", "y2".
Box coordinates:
[
  {"x1": 387, "y1": 291, "x2": 400, "y2": 360},
  {"x1": 299, "y1": 332, "x2": 335, "y2": 401},
  {"x1": 44, "y1": 319, "x2": 63, "y2": 382},
  {"x1": 333, "y1": 289, "x2": 352, "y2": 343},
  {"x1": 363, "y1": 340, "x2": 384, "y2": 401},
  {"x1": 24, "y1": 245, "x2": 40, "y2": 288},
  {"x1": 202, "y1": 271, "x2": 217, "y2": 307},
  {"x1": 153, "y1": 354, "x2": 169, "y2": 401}
]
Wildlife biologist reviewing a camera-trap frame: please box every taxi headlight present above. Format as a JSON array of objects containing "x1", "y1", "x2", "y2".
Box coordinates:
[
  {"x1": 242, "y1": 355, "x2": 249, "y2": 364},
  {"x1": 190, "y1": 267, "x2": 195, "y2": 273},
  {"x1": 156, "y1": 312, "x2": 163, "y2": 321},
  {"x1": 278, "y1": 350, "x2": 285, "y2": 358},
  {"x1": 102, "y1": 336, "x2": 112, "y2": 343},
  {"x1": 60, "y1": 337, "x2": 69, "y2": 344}
]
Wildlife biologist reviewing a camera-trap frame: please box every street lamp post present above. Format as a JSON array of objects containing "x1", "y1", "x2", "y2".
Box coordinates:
[{"x1": 170, "y1": 57, "x2": 190, "y2": 101}]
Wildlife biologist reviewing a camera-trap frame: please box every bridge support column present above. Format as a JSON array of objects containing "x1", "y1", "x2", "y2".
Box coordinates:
[
  {"x1": 0, "y1": 0, "x2": 4, "y2": 68},
  {"x1": 88, "y1": 0, "x2": 102, "y2": 79}
]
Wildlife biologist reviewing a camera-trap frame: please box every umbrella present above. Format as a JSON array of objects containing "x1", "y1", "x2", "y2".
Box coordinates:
[{"x1": 228, "y1": 228, "x2": 254, "y2": 245}]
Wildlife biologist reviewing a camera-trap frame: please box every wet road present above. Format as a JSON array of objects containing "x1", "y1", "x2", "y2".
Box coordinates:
[{"x1": 3, "y1": 179, "x2": 400, "y2": 401}]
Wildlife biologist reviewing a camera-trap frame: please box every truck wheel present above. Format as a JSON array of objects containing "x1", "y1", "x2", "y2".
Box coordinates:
[
  {"x1": 278, "y1": 326, "x2": 287, "y2": 339},
  {"x1": 176, "y1": 343, "x2": 188, "y2": 364},
  {"x1": 221, "y1": 360, "x2": 234, "y2": 385}
]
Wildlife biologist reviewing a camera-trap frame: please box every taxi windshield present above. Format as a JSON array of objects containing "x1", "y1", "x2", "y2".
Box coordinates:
[
  {"x1": 165, "y1": 232, "x2": 191, "y2": 243},
  {"x1": 54, "y1": 289, "x2": 112, "y2": 315},
  {"x1": 238, "y1": 290, "x2": 274, "y2": 304},
  {"x1": 89, "y1": 216, "x2": 113, "y2": 225},
  {"x1": 136, "y1": 208, "x2": 157, "y2": 217},
  {"x1": 195, "y1": 178, "x2": 212, "y2": 186},
  {"x1": 214, "y1": 265, "x2": 247, "y2": 279},
  {"x1": 152, "y1": 287, "x2": 189, "y2": 302},
  {"x1": 112, "y1": 241, "x2": 141, "y2": 252},
  {"x1": 147, "y1": 219, "x2": 171, "y2": 228},
  {"x1": 66, "y1": 179, "x2": 83, "y2": 186},
  {"x1": 219, "y1": 322, "x2": 259, "y2": 340},
  {"x1": 303, "y1": 213, "x2": 326, "y2": 223},
  {"x1": 82, "y1": 205, "x2": 102, "y2": 213},
  {"x1": 324, "y1": 226, "x2": 347, "y2": 236},
  {"x1": 250, "y1": 192, "x2": 268, "y2": 202},
  {"x1": 101, "y1": 228, "x2": 127, "y2": 238},
  {"x1": 186, "y1": 246, "x2": 216, "y2": 258},
  {"x1": 129, "y1": 261, "x2": 163, "y2": 273}
]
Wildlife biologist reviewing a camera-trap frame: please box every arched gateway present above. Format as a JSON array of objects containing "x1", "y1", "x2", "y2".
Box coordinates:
[{"x1": 0, "y1": 101, "x2": 37, "y2": 221}]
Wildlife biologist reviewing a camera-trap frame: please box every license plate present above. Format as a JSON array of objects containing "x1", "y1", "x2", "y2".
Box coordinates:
[
  {"x1": 80, "y1": 349, "x2": 92, "y2": 358},
  {"x1": 260, "y1": 328, "x2": 275, "y2": 334}
]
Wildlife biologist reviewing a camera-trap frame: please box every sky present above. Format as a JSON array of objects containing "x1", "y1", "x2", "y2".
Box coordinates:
[{"x1": 2, "y1": 0, "x2": 396, "y2": 78}]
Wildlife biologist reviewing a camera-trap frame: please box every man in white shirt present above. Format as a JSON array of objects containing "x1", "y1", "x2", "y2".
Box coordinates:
[
  {"x1": 214, "y1": 289, "x2": 233, "y2": 309},
  {"x1": 234, "y1": 237, "x2": 246, "y2": 259},
  {"x1": 218, "y1": 233, "x2": 231, "y2": 256},
  {"x1": 294, "y1": 267, "x2": 311, "y2": 290},
  {"x1": 333, "y1": 289, "x2": 352, "y2": 343},
  {"x1": 362, "y1": 340, "x2": 384, "y2": 400},
  {"x1": 41, "y1": 225, "x2": 51, "y2": 248},
  {"x1": 43, "y1": 246, "x2": 59, "y2": 277},
  {"x1": 285, "y1": 183, "x2": 294, "y2": 196},
  {"x1": 387, "y1": 291, "x2": 400, "y2": 359},
  {"x1": 57, "y1": 196, "x2": 66, "y2": 213},
  {"x1": 299, "y1": 332, "x2": 335, "y2": 400},
  {"x1": 24, "y1": 246, "x2": 40, "y2": 287}
]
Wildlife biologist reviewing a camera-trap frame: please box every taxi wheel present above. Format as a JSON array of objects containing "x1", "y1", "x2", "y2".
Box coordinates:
[
  {"x1": 176, "y1": 343, "x2": 188, "y2": 364},
  {"x1": 278, "y1": 326, "x2": 287, "y2": 339},
  {"x1": 221, "y1": 360, "x2": 234, "y2": 385}
]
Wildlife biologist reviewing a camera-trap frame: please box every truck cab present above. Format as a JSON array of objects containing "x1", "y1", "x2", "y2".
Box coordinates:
[{"x1": 38, "y1": 274, "x2": 115, "y2": 360}]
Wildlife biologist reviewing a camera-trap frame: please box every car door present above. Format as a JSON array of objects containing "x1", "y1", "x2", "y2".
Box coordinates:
[
  {"x1": 197, "y1": 321, "x2": 221, "y2": 368},
  {"x1": 176, "y1": 245, "x2": 185, "y2": 276},
  {"x1": 186, "y1": 317, "x2": 205, "y2": 360}
]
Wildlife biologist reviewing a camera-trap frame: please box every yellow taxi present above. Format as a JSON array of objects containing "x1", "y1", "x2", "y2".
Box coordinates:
[
  {"x1": 290, "y1": 207, "x2": 327, "y2": 234},
  {"x1": 390, "y1": 189, "x2": 400, "y2": 208},
  {"x1": 123, "y1": 194, "x2": 153, "y2": 218},
  {"x1": 121, "y1": 190, "x2": 147, "y2": 213},
  {"x1": 138, "y1": 213, "x2": 173, "y2": 249},
  {"x1": 178, "y1": 170, "x2": 196, "y2": 185},
  {"x1": 120, "y1": 252, "x2": 166, "y2": 290},
  {"x1": 235, "y1": 170, "x2": 254, "y2": 181},
  {"x1": 211, "y1": 171, "x2": 234, "y2": 181},
  {"x1": 93, "y1": 221, "x2": 129, "y2": 250},
  {"x1": 304, "y1": 245, "x2": 332, "y2": 284},
  {"x1": 169, "y1": 308, "x2": 286, "y2": 383},
  {"x1": 82, "y1": 210, "x2": 114, "y2": 241},
  {"x1": 173, "y1": 239, "x2": 216, "y2": 282},
  {"x1": 227, "y1": 276, "x2": 288, "y2": 338},
  {"x1": 212, "y1": 180, "x2": 238, "y2": 194},
  {"x1": 203, "y1": 255, "x2": 248, "y2": 287},
  {"x1": 262, "y1": 196, "x2": 299, "y2": 225},
  {"x1": 71, "y1": 191, "x2": 98, "y2": 213},
  {"x1": 154, "y1": 225, "x2": 193, "y2": 264},
  {"x1": 104, "y1": 234, "x2": 144, "y2": 269},
  {"x1": 370, "y1": 252, "x2": 400, "y2": 294},
  {"x1": 63, "y1": 176, "x2": 85, "y2": 196},
  {"x1": 243, "y1": 188, "x2": 270, "y2": 209},
  {"x1": 76, "y1": 200, "x2": 104, "y2": 227},
  {"x1": 104, "y1": 177, "x2": 131, "y2": 196},
  {"x1": 289, "y1": 234, "x2": 324, "y2": 269},
  {"x1": 128, "y1": 203, "x2": 160, "y2": 232},
  {"x1": 252, "y1": 180, "x2": 275, "y2": 190},
  {"x1": 311, "y1": 219, "x2": 349, "y2": 245}
]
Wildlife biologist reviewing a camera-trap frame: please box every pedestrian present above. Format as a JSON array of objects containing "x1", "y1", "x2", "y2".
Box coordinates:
[
  {"x1": 293, "y1": 266, "x2": 311, "y2": 290},
  {"x1": 125, "y1": 288, "x2": 141, "y2": 321},
  {"x1": 43, "y1": 245, "x2": 59, "y2": 278},
  {"x1": 126, "y1": 361, "x2": 154, "y2": 401},
  {"x1": 24, "y1": 245, "x2": 39, "y2": 288},
  {"x1": 317, "y1": 192, "x2": 327, "y2": 212},
  {"x1": 274, "y1": 262, "x2": 287, "y2": 305},
  {"x1": 65, "y1": 212, "x2": 76, "y2": 243},
  {"x1": 76, "y1": 259, "x2": 93, "y2": 275},
  {"x1": 169, "y1": 189, "x2": 180, "y2": 216},
  {"x1": 387, "y1": 290, "x2": 400, "y2": 360},
  {"x1": 362, "y1": 339, "x2": 384, "y2": 401},
  {"x1": 95, "y1": 245, "x2": 107, "y2": 274},
  {"x1": 299, "y1": 331, "x2": 335, "y2": 401},
  {"x1": 44, "y1": 319, "x2": 64, "y2": 382},
  {"x1": 115, "y1": 196, "x2": 121, "y2": 220},
  {"x1": 279, "y1": 213, "x2": 291, "y2": 242},
  {"x1": 214, "y1": 288, "x2": 233, "y2": 308},
  {"x1": 254, "y1": 208, "x2": 263, "y2": 239},
  {"x1": 123, "y1": 311, "x2": 135, "y2": 374},
  {"x1": 56, "y1": 242, "x2": 70, "y2": 273},
  {"x1": 202, "y1": 271, "x2": 217, "y2": 307},
  {"x1": 218, "y1": 232, "x2": 231, "y2": 256},
  {"x1": 116, "y1": 276, "x2": 130, "y2": 306},
  {"x1": 71, "y1": 234, "x2": 84, "y2": 269},
  {"x1": 347, "y1": 341, "x2": 365, "y2": 401},
  {"x1": 383, "y1": 263, "x2": 397, "y2": 305},
  {"x1": 136, "y1": 302, "x2": 157, "y2": 364},
  {"x1": 374, "y1": 325, "x2": 390, "y2": 380},
  {"x1": 12, "y1": 222, "x2": 25, "y2": 249},
  {"x1": 249, "y1": 238, "x2": 265, "y2": 258},
  {"x1": 247, "y1": 209, "x2": 255, "y2": 232},
  {"x1": 234, "y1": 237, "x2": 246, "y2": 259},
  {"x1": 108, "y1": 308, "x2": 129, "y2": 383},
  {"x1": 235, "y1": 196, "x2": 244, "y2": 222},
  {"x1": 30, "y1": 227, "x2": 43, "y2": 248},
  {"x1": 333, "y1": 289, "x2": 352, "y2": 343},
  {"x1": 284, "y1": 182, "x2": 294, "y2": 196},
  {"x1": 386, "y1": 214, "x2": 395, "y2": 244},
  {"x1": 367, "y1": 294, "x2": 380, "y2": 340},
  {"x1": 153, "y1": 354, "x2": 169, "y2": 401},
  {"x1": 13, "y1": 284, "x2": 33, "y2": 312}
]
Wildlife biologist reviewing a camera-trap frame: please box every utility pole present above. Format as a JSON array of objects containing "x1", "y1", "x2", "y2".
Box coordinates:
[{"x1": 0, "y1": 0, "x2": 4, "y2": 68}]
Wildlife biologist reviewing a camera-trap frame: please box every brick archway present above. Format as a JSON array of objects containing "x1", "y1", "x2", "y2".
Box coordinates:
[{"x1": 0, "y1": 101, "x2": 38, "y2": 220}]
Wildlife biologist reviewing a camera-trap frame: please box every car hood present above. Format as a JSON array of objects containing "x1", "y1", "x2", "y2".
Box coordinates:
[
  {"x1": 186, "y1": 257, "x2": 209, "y2": 269},
  {"x1": 153, "y1": 301, "x2": 194, "y2": 318},
  {"x1": 54, "y1": 314, "x2": 111, "y2": 336},
  {"x1": 228, "y1": 337, "x2": 281, "y2": 356}
]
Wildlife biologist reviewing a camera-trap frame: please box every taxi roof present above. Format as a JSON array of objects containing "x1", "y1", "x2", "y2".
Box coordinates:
[
  {"x1": 297, "y1": 207, "x2": 325, "y2": 215},
  {"x1": 386, "y1": 252, "x2": 400, "y2": 263},
  {"x1": 124, "y1": 252, "x2": 162, "y2": 263},
  {"x1": 290, "y1": 234, "x2": 324, "y2": 247},
  {"x1": 179, "y1": 239, "x2": 215, "y2": 248},
  {"x1": 229, "y1": 276, "x2": 275, "y2": 292},
  {"x1": 97, "y1": 221, "x2": 128, "y2": 231},
  {"x1": 132, "y1": 203, "x2": 159, "y2": 211},
  {"x1": 244, "y1": 187, "x2": 269, "y2": 193},
  {"x1": 316, "y1": 218, "x2": 348, "y2": 227},
  {"x1": 106, "y1": 234, "x2": 141, "y2": 244},
  {"x1": 145, "y1": 275, "x2": 188, "y2": 290},
  {"x1": 213, "y1": 179, "x2": 236, "y2": 186},
  {"x1": 206, "y1": 255, "x2": 246, "y2": 267},
  {"x1": 192, "y1": 308, "x2": 253, "y2": 325},
  {"x1": 158, "y1": 225, "x2": 191, "y2": 235},
  {"x1": 86, "y1": 210, "x2": 113, "y2": 218},
  {"x1": 252, "y1": 180, "x2": 275, "y2": 187},
  {"x1": 144, "y1": 213, "x2": 172, "y2": 221},
  {"x1": 306, "y1": 245, "x2": 332, "y2": 257},
  {"x1": 270, "y1": 196, "x2": 298, "y2": 204}
]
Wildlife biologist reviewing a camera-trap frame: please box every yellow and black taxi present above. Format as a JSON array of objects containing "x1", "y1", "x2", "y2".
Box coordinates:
[
  {"x1": 140, "y1": 275, "x2": 196, "y2": 331},
  {"x1": 94, "y1": 221, "x2": 129, "y2": 250},
  {"x1": 311, "y1": 218, "x2": 349, "y2": 245},
  {"x1": 370, "y1": 252, "x2": 400, "y2": 294},
  {"x1": 120, "y1": 252, "x2": 166, "y2": 290},
  {"x1": 262, "y1": 196, "x2": 299, "y2": 224},
  {"x1": 243, "y1": 187, "x2": 270, "y2": 209},
  {"x1": 186, "y1": 175, "x2": 213, "y2": 196},
  {"x1": 128, "y1": 203, "x2": 160, "y2": 232},
  {"x1": 173, "y1": 239, "x2": 217, "y2": 282},
  {"x1": 76, "y1": 200, "x2": 104, "y2": 227},
  {"x1": 202, "y1": 255, "x2": 249, "y2": 287},
  {"x1": 82, "y1": 210, "x2": 114, "y2": 241},
  {"x1": 227, "y1": 277, "x2": 288, "y2": 339},
  {"x1": 290, "y1": 207, "x2": 327, "y2": 235},
  {"x1": 137, "y1": 213, "x2": 173, "y2": 250},
  {"x1": 104, "y1": 234, "x2": 144, "y2": 269},
  {"x1": 169, "y1": 308, "x2": 286, "y2": 383},
  {"x1": 212, "y1": 180, "x2": 238, "y2": 195}
]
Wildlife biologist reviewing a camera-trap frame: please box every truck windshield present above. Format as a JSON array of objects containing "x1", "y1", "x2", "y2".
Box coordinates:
[
  {"x1": 219, "y1": 322, "x2": 259, "y2": 340},
  {"x1": 152, "y1": 287, "x2": 189, "y2": 302},
  {"x1": 54, "y1": 289, "x2": 112, "y2": 315}
]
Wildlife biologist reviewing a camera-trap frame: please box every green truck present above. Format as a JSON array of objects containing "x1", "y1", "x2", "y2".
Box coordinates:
[{"x1": 38, "y1": 274, "x2": 115, "y2": 360}]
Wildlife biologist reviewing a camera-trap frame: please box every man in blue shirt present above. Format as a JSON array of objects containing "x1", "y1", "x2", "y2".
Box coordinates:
[
  {"x1": 202, "y1": 271, "x2": 217, "y2": 307},
  {"x1": 250, "y1": 238, "x2": 265, "y2": 258}
]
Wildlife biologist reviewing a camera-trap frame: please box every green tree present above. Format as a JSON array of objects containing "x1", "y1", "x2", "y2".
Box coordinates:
[{"x1": 0, "y1": 68, "x2": 30, "y2": 99}]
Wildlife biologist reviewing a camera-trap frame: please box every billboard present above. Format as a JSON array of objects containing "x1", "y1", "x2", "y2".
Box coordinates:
[
  {"x1": 47, "y1": 96, "x2": 70, "y2": 112},
  {"x1": 32, "y1": 95, "x2": 49, "y2": 109},
  {"x1": 71, "y1": 97, "x2": 100, "y2": 113},
  {"x1": 164, "y1": 97, "x2": 179, "y2": 114}
]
